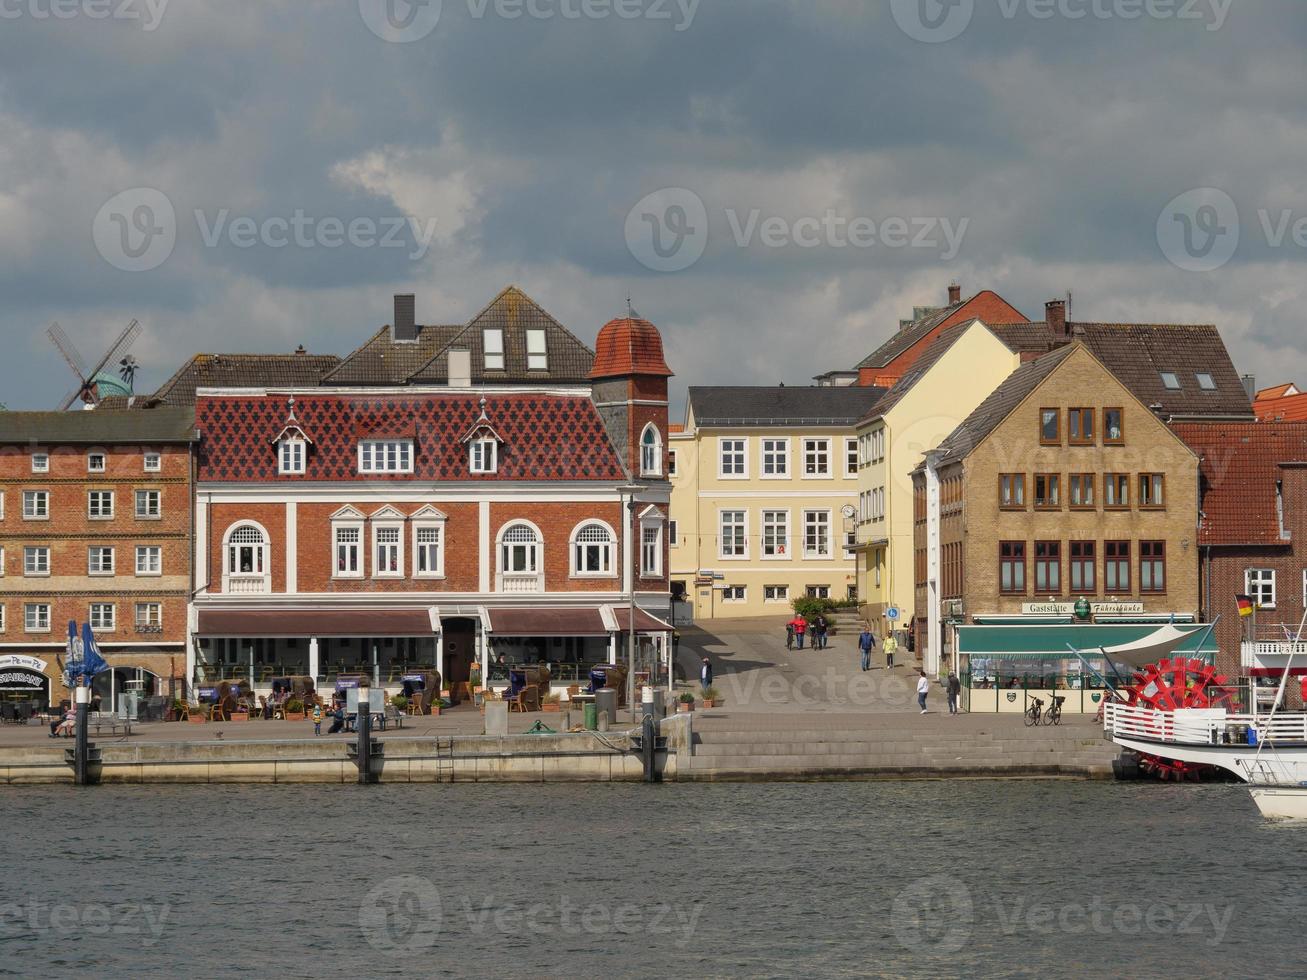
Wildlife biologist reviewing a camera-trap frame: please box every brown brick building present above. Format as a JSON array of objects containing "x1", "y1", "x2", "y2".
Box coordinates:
[
  {"x1": 913, "y1": 343, "x2": 1202, "y2": 672},
  {"x1": 0, "y1": 409, "x2": 196, "y2": 711}
]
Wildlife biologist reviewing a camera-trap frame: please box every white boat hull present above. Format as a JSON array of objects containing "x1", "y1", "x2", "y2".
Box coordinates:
[
  {"x1": 1113, "y1": 734, "x2": 1307, "y2": 783},
  {"x1": 1250, "y1": 787, "x2": 1307, "y2": 819}
]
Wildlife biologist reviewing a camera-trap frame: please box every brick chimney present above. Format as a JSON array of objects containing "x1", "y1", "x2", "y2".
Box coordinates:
[
  {"x1": 948, "y1": 283, "x2": 962, "y2": 305},
  {"x1": 392, "y1": 293, "x2": 417, "y2": 343},
  {"x1": 1046, "y1": 299, "x2": 1068, "y2": 339}
]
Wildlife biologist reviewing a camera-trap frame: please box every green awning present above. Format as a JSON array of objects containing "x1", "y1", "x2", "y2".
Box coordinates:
[{"x1": 956, "y1": 623, "x2": 1216, "y2": 661}]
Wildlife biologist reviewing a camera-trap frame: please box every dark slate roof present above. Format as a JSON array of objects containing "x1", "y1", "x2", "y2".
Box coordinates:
[
  {"x1": 408, "y1": 286, "x2": 595, "y2": 384},
  {"x1": 0, "y1": 407, "x2": 197, "y2": 444},
  {"x1": 102, "y1": 353, "x2": 342, "y2": 408},
  {"x1": 932, "y1": 346, "x2": 1077, "y2": 464},
  {"x1": 195, "y1": 393, "x2": 624, "y2": 482},
  {"x1": 855, "y1": 301, "x2": 964, "y2": 370},
  {"x1": 321, "y1": 324, "x2": 464, "y2": 385},
  {"x1": 689, "y1": 386, "x2": 889, "y2": 427},
  {"x1": 986, "y1": 322, "x2": 1059, "y2": 355}
]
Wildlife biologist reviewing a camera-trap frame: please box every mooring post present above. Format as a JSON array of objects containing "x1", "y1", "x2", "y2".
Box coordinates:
[
  {"x1": 74, "y1": 685, "x2": 91, "y2": 787},
  {"x1": 641, "y1": 685, "x2": 656, "y2": 783},
  {"x1": 357, "y1": 702, "x2": 373, "y2": 785}
]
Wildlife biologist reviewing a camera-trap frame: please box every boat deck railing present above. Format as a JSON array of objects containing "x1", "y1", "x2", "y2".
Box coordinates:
[{"x1": 1104, "y1": 703, "x2": 1307, "y2": 745}]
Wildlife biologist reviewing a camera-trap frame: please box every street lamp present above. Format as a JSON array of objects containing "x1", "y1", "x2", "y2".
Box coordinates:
[{"x1": 619, "y1": 483, "x2": 643, "y2": 721}]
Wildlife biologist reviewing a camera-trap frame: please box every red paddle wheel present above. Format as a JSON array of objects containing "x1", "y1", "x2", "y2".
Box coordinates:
[{"x1": 1120, "y1": 658, "x2": 1234, "y2": 781}]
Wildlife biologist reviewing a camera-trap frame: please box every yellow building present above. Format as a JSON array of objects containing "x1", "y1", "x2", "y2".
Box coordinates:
[
  {"x1": 669, "y1": 386, "x2": 886, "y2": 620},
  {"x1": 854, "y1": 319, "x2": 1048, "y2": 634}
]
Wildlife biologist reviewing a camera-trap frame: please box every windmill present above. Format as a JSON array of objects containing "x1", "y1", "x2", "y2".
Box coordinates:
[{"x1": 47, "y1": 320, "x2": 142, "y2": 410}]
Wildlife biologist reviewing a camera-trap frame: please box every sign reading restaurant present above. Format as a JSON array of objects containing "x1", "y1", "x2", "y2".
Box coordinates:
[{"x1": 1021, "y1": 601, "x2": 1147, "y2": 616}]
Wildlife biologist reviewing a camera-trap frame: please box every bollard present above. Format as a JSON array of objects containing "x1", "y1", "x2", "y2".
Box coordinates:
[
  {"x1": 642, "y1": 712, "x2": 656, "y2": 783},
  {"x1": 356, "y1": 705, "x2": 374, "y2": 784},
  {"x1": 74, "y1": 686, "x2": 96, "y2": 787},
  {"x1": 583, "y1": 702, "x2": 598, "y2": 731}
]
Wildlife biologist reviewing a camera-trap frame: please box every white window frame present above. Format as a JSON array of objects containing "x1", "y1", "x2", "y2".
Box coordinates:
[
  {"x1": 719, "y1": 509, "x2": 748, "y2": 560},
  {"x1": 1247, "y1": 568, "x2": 1276, "y2": 610},
  {"x1": 89, "y1": 546, "x2": 116, "y2": 577},
  {"x1": 498, "y1": 521, "x2": 543, "y2": 591},
  {"x1": 372, "y1": 522, "x2": 405, "y2": 579},
  {"x1": 470, "y1": 437, "x2": 498, "y2": 475},
  {"x1": 413, "y1": 521, "x2": 446, "y2": 579},
  {"x1": 144, "y1": 452, "x2": 162, "y2": 472},
  {"x1": 844, "y1": 529, "x2": 857, "y2": 560},
  {"x1": 135, "y1": 546, "x2": 162, "y2": 577},
  {"x1": 845, "y1": 437, "x2": 859, "y2": 478},
  {"x1": 334, "y1": 524, "x2": 363, "y2": 579},
  {"x1": 641, "y1": 520, "x2": 663, "y2": 579},
  {"x1": 279, "y1": 438, "x2": 307, "y2": 475},
  {"x1": 640, "y1": 424, "x2": 663, "y2": 478},
  {"x1": 721, "y1": 585, "x2": 746, "y2": 603},
  {"x1": 526, "y1": 328, "x2": 548, "y2": 370},
  {"x1": 88, "y1": 490, "x2": 115, "y2": 520},
  {"x1": 484, "y1": 328, "x2": 505, "y2": 370},
  {"x1": 764, "y1": 585, "x2": 790, "y2": 603},
  {"x1": 136, "y1": 602, "x2": 163, "y2": 630},
  {"x1": 89, "y1": 603, "x2": 115, "y2": 631},
  {"x1": 803, "y1": 438, "x2": 832, "y2": 478},
  {"x1": 358, "y1": 440, "x2": 414, "y2": 475},
  {"x1": 718, "y1": 438, "x2": 748, "y2": 479},
  {"x1": 135, "y1": 489, "x2": 161, "y2": 519},
  {"x1": 668, "y1": 449, "x2": 678, "y2": 477},
  {"x1": 22, "y1": 490, "x2": 49, "y2": 521},
  {"x1": 761, "y1": 509, "x2": 790, "y2": 560},
  {"x1": 31, "y1": 453, "x2": 49, "y2": 474},
  {"x1": 222, "y1": 523, "x2": 270, "y2": 593},
  {"x1": 24, "y1": 602, "x2": 50, "y2": 633},
  {"x1": 0, "y1": 604, "x2": 6, "y2": 632},
  {"x1": 0, "y1": 545, "x2": 5, "y2": 577},
  {"x1": 570, "y1": 521, "x2": 617, "y2": 578},
  {"x1": 803, "y1": 509, "x2": 832, "y2": 559},
  {"x1": 760, "y1": 438, "x2": 790, "y2": 479},
  {"x1": 87, "y1": 452, "x2": 107, "y2": 474},
  {"x1": 24, "y1": 546, "x2": 50, "y2": 577}
]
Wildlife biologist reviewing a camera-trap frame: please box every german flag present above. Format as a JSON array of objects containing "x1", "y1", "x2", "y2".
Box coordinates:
[{"x1": 1236, "y1": 595, "x2": 1254, "y2": 617}]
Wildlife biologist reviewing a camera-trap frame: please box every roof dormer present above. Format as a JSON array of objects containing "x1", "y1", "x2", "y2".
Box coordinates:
[
  {"x1": 272, "y1": 397, "x2": 312, "y2": 475},
  {"x1": 461, "y1": 398, "x2": 504, "y2": 474}
]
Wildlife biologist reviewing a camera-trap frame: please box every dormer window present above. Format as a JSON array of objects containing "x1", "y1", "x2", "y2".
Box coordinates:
[
  {"x1": 527, "y1": 329, "x2": 547, "y2": 370},
  {"x1": 279, "y1": 438, "x2": 306, "y2": 475},
  {"x1": 640, "y1": 424, "x2": 662, "y2": 477},
  {"x1": 471, "y1": 437, "x2": 498, "y2": 474},
  {"x1": 484, "y1": 328, "x2": 505, "y2": 370},
  {"x1": 359, "y1": 440, "x2": 413, "y2": 474}
]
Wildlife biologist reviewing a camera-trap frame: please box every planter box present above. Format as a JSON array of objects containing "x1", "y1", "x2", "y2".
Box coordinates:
[
  {"x1": 187, "y1": 712, "x2": 206, "y2": 724},
  {"x1": 284, "y1": 712, "x2": 305, "y2": 722},
  {"x1": 229, "y1": 711, "x2": 250, "y2": 722},
  {"x1": 542, "y1": 703, "x2": 562, "y2": 713},
  {"x1": 677, "y1": 703, "x2": 694, "y2": 713}
]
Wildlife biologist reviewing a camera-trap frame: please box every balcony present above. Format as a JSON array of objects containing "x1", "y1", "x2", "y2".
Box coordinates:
[
  {"x1": 500, "y1": 574, "x2": 544, "y2": 594},
  {"x1": 1241, "y1": 625, "x2": 1307, "y2": 671},
  {"x1": 225, "y1": 575, "x2": 270, "y2": 595}
]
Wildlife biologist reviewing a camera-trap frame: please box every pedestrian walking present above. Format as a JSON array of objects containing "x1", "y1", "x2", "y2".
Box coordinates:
[
  {"x1": 700, "y1": 656, "x2": 713, "y2": 694},
  {"x1": 858, "y1": 626, "x2": 876, "y2": 672},
  {"x1": 785, "y1": 620, "x2": 795, "y2": 651},
  {"x1": 814, "y1": 613, "x2": 829, "y2": 650},
  {"x1": 789, "y1": 614, "x2": 808, "y2": 649},
  {"x1": 917, "y1": 671, "x2": 930, "y2": 714},
  {"x1": 884, "y1": 630, "x2": 897, "y2": 668},
  {"x1": 946, "y1": 671, "x2": 961, "y2": 716}
]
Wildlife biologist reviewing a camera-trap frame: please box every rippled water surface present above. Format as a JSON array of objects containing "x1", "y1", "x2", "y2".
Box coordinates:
[{"x1": 1, "y1": 781, "x2": 1302, "y2": 978}]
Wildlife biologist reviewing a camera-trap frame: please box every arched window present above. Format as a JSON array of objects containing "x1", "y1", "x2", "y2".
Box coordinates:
[
  {"x1": 571, "y1": 521, "x2": 615, "y2": 576},
  {"x1": 223, "y1": 523, "x2": 270, "y2": 593},
  {"x1": 640, "y1": 424, "x2": 662, "y2": 477},
  {"x1": 500, "y1": 523, "x2": 539, "y2": 574}
]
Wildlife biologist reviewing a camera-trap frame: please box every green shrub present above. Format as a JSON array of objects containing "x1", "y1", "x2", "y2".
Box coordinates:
[{"x1": 791, "y1": 596, "x2": 835, "y2": 621}]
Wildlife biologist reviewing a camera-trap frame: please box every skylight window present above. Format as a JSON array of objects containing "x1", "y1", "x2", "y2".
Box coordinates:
[
  {"x1": 1196, "y1": 372, "x2": 1216, "y2": 390},
  {"x1": 1160, "y1": 372, "x2": 1181, "y2": 390}
]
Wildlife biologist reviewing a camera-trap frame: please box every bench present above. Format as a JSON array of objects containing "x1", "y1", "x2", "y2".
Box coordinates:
[{"x1": 91, "y1": 712, "x2": 132, "y2": 737}]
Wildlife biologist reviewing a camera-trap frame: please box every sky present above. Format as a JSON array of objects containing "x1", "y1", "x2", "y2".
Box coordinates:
[{"x1": 1, "y1": 0, "x2": 1304, "y2": 418}]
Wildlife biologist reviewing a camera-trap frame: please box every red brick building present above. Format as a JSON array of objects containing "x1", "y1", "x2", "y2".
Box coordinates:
[
  {"x1": 188, "y1": 314, "x2": 674, "y2": 699},
  {"x1": 0, "y1": 409, "x2": 197, "y2": 712}
]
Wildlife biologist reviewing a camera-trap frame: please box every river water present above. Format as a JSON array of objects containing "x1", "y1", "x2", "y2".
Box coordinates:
[{"x1": 1, "y1": 780, "x2": 1301, "y2": 978}]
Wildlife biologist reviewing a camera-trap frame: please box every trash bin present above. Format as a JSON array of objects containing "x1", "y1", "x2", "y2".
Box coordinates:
[
  {"x1": 583, "y1": 702, "x2": 598, "y2": 731},
  {"x1": 595, "y1": 688, "x2": 617, "y2": 727}
]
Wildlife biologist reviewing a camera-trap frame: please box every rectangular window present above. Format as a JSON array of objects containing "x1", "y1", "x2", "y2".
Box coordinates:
[
  {"x1": 335, "y1": 526, "x2": 361, "y2": 576},
  {"x1": 1068, "y1": 408, "x2": 1095, "y2": 445},
  {"x1": 845, "y1": 437, "x2": 859, "y2": 477},
  {"x1": 668, "y1": 520, "x2": 678, "y2": 548},
  {"x1": 1246, "y1": 568, "x2": 1276, "y2": 609},
  {"x1": 641, "y1": 525, "x2": 662, "y2": 577},
  {"x1": 761, "y1": 510, "x2": 789, "y2": 558},
  {"x1": 279, "y1": 440, "x2": 306, "y2": 475},
  {"x1": 1196, "y1": 372, "x2": 1216, "y2": 390},
  {"x1": 1105, "y1": 541, "x2": 1131, "y2": 592},
  {"x1": 721, "y1": 585, "x2": 746, "y2": 602},
  {"x1": 470, "y1": 438, "x2": 498, "y2": 474},
  {"x1": 136, "y1": 602, "x2": 163, "y2": 630},
  {"x1": 89, "y1": 546, "x2": 115, "y2": 576},
  {"x1": 1070, "y1": 541, "x2": 1096, "y2": 593},
  {"x1": 1070, "y1": 474, "x2": 1095, "y2": 509},
  {"x1": 358, "y1": 440, "x2": 414, "y2": 474},
  {"x1": 526, "y1": 328, "x2": 548, "y2": 370},
  {"x1": 88, "y1": 490, "x2": 114, "y2": 519},
  {"x1": 999, "y1": 474, "x2": 1025, "y2": 509},
  {"x1": 1040, "y1": 408, "x2": 1060, "y2": 445},
  {"x1": 144, "y1": 452, "x2": 162, "y2": 472},
  {"x1": 1000, "y1": 541, "x2": 1026, "y2": 595},
  {"x1": 484, "y1": 328, "x2": 505, "y2": 370},
  {"x1": 1103, "y1": 408, "x2": 1124, "y2": 445},
  {"x1": 24, "y1": 603, "x2": 50, "y2": 632},
  {"x1": 87, "y1": 452, "x2": 106, "y2": 473},
  {"x1": 415, "y1": 526, "x2": 443, "y2": 576},
  {"x1": 1034, "y1": 473, "x2": 1061, "y2": 510},
  {"x1": 1160, "y1": 372, "x2": 1180, "y2": 390},
  {"x1": 0, "y1": 605, "x2": 5, "y2": 632},
  {"x1": 135, "y1": 546, "x2": 162, "y2": 575},
  {"x1": 374, "y1": 526, "x2": 402, "y2": 576},
  {"x1": 844, "y1": 530, "x2": 857, "y2": 560},
  {"x1": 24, "y1": 547, "x2": 49, "y2": 576},
  {"x1": 23, "y1": 491, "x2": 48, "y2": 520},
  {"x1": 806, "y1": 585, "x2": 830, "y2": 600},
  {"x1": 1140, "y1": 541, "x2": 1166, "y2": 593},
  {"x1": 720, "y1": 511, "x2": 746, "y2": 558},
  {"x1": 90, "y1": 603, "x2": 115, "y2": 631},
  {"x1": 803, "y1": 439, "x2": 831, "y2": 477},
  {"x1": 1139, "y1": 473, "x2": 1166, "y2": 509},
  {"x1": 1034, "y1": 540, "x2": 1061, "y2": 594},
  {"x1": 1104, "y1": 474, "x2": 1130, "y2": 509},
  {"x1": 719, "y1": 439, "x2": 746, "y2": 477},
  {"x1": 803, "y1": 510, "x2": 831, "y2": 559},
  {"x1": 667, "y1": 450, "x2": 677, "y2": 477},
  {"x1": 764, "y1": 585, "x2": 789, "y2": 602},
  {"x1": 135, "y1": 489, "x2": 161, "y2": 518},
  {"x1": 31, "y1": 453, "x2": 49, "y2": 473},
  {"x1": 761, "y1": 438, "x2": 789, "y2": 478}
]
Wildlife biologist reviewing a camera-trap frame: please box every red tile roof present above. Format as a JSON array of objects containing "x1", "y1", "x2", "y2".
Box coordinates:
[
  {"x1": 1257, "y1": 383, "x2": 1299, "y2": 400},
  {"x1": 1255, "y1": 391, "x2": 1307, "y2": 422},
  {"x1": 196, "y1": 392, "x2": 626, "y2": 482},
  {"x1": 1171, "y1": 421, "x2": 1307, "y2": 545},
  {"x1": 590, "y1": 318, "x2": 673, "y2": 380}
]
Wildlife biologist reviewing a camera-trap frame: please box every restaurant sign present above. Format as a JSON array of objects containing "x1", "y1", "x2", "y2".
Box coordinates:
[
  {"x1": 0, "y1": 656, "x2": 49, "y2": 691},
  {"x1": 0, "y1": 655, "x2": 48, "y2": 673},
  {"x1": 1021, "y1": 601, "x2": 1146, "y2": 616}
]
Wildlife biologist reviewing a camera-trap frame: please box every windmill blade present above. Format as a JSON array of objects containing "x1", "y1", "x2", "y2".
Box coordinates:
[
  {"x1": 83, "y1": 319, "x2": 141, "y2": 385},
  {"x1": 47, "y1": 322, "x2": 90, "y2": 382},
  {"x1": 57, "y1": 386, "x2": 85, "y2": 412}
]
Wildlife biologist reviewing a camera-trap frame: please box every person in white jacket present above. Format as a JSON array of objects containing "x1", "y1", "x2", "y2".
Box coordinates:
[{"x1": 916, "y1": 671, "x2": 930, "y2": 714}]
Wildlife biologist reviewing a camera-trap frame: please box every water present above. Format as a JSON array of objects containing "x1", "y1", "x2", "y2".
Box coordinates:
[{"x1": 1, "y1": 780, "x2": 1301, "y2": 978}]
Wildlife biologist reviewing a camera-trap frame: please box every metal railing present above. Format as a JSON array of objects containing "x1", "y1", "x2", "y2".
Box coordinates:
[{"x1": 1104, "y1": 702, "x2": 1307, "y2": 745}]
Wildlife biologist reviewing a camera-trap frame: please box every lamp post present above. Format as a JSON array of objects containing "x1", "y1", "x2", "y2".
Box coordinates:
[{"x1": 620, "y1": 484, "x2": 643, "y2": 722}]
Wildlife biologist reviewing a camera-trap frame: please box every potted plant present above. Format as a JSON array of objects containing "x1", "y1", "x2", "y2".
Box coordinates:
[
  {"x1": 187, "y1": 703, "x2": 206, "y2": 723},
  {"x1": 170, "y1": 698, "x2": 187, "y2": 722},
  {"x1": 701, "y1": 687, "x2": 720, "y2": 709},
  {"x1": 542, "y1": 693, "x2": 562, "y2": 713},
  {"x1": 391, "y1": 694, "x2": 409, "y2": 715},
  {"x1": 285, "y1": 698, "x2": 306, "y2": 722},
  {"x1": 677, "y1": 691, "x2": 696, "y2": 713}
]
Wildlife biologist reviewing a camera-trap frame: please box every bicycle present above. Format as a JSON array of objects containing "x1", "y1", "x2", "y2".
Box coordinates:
[
  {"x1": 1042, "y1": 694, "x2": 1066, "y2": 727},
  {"x1": 1024, "y1": 696, "x2": 1044, "y2": 727}
]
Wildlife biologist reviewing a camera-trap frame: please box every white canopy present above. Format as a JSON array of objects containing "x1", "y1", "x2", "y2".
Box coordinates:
[{"x1": 1098, "y1": 625, "x2": 1193, "y2": 669}]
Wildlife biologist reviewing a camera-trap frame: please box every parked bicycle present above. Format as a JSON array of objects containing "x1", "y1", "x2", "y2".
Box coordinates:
[
  {"x1": 1043, "y1": 695, "x2": 1066, "y2": 727},
  {"x1": 1024, "y1": 696, "x2": 1044, "y2": 727}
]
